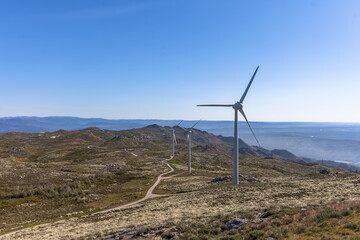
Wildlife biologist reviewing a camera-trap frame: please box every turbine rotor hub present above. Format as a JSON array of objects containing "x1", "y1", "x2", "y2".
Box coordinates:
[{"x1": 233, "y1": 102, "x2": 243, "y2": 110}]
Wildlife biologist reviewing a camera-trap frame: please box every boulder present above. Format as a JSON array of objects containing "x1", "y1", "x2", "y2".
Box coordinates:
[
  {"x1": 319, "y1": 169, "x2": 330, "y2": 174},
  {"x1": 246, "y1": 177, "x2": 260, "y2": 182},
  {"x1": 225, "y1": 218, "x2": 247, "y2": 230},
  {"x1": 211, "y1": 176, "x2": 232, "y2": 183},
  {"x1": 239, "y1": 174, "x2": 260, "y2": 182}
]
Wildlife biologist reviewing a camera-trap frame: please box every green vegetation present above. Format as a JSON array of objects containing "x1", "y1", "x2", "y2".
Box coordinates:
[
  {"x1": 1, "y1": 125, "x2": 360, "y2": 239},
  {"x1": 116, "y1": 201, "x2": 360, "y2": 240}
]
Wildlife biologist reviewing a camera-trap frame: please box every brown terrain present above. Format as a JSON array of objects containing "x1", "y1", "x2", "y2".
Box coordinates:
[{"x1": 1, "y1": 125, "x2": 360, "y2": 239}]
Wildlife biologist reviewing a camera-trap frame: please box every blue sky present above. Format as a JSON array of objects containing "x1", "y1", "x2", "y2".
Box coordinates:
[{"x1": 1, "y1": 0, "x2": 359, "y2": 122}]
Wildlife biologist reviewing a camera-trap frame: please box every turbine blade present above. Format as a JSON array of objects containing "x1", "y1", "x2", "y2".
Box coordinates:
[
  {"x1": 172, "y1": 120, "x2": 183, "y2": 126},
  {"x1": 190, "y1": 119, "x2": 201, "y2": 129},
  {"x1": 197, "y1": 104, "x2": 233, "y2": 107},
  {"x1": 239, "y1": 109, "x2": 261, "y2": 147},
  {"x1": 179, "y1": 126, "x2": 188, "y2": 131},
  {"x1": 240, "y1": 66, "x2": 259, "y2": 103},
  {"x1": 176, "y1": 120, "x2": 183, "y2": 126}
]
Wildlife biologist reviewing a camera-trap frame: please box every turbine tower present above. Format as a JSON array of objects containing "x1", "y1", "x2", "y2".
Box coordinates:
[
  {"x1": 171, "y1": 120, "x2": 183, "y2": 157},
  {"x1": 197, "y1": 66, "x2": 260, "y2": 186},
  {"x1": 181, "y1": 119, "x2": 201, "y2": 174}
]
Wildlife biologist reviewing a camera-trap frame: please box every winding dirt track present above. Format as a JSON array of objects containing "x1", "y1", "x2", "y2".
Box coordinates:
[
  {"x1": 0, "y1": 156, "x2": 174, "y2": 239},
  {"x1": 96, "y1": 156, "x2": 174, "y2": 214}
]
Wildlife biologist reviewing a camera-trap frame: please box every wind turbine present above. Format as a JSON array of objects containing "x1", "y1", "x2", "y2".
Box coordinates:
[
  {"x1": 171, "y1": 120, "x2": 183, "y2": 157},
  {"x1": 181, "y1": 119, "x2": 201, "y2": 174},
  {"x1": 197, "y1": 66, "x2": 260, "y2": 186}
]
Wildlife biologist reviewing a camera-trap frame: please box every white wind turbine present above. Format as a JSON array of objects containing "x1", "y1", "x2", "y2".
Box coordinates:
[
  {"x1": 198, "y1": 66, "x2": 260, "y2": 186},
  {"x1": 181, "y1": 119, "x2": 201, "y2": 174},
  {"x1": 171, "y1": 120, "x2": 183, "y2": 157}
]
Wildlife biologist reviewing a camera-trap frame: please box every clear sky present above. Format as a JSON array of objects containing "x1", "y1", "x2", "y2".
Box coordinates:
[{"x1": 1, "y1": 0, "x2": 360, "y2": 122}]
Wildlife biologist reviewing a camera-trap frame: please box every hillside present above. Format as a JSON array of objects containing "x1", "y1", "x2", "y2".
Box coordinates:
[
  {"x1": 1, "y1": 125, "x2": 360, "y2": 239},
  {"x1": 2, "y1": 116, "x2": 360, "y2": 168}
]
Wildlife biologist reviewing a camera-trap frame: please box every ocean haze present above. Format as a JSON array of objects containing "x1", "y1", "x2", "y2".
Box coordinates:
[{"x1": 1, "y1": 116, "x2": 360, "y2": 165}]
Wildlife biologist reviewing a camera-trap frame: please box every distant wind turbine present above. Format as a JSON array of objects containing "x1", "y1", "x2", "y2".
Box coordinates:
[
  {"x1": 181, "y1": 119, "x2": 201, "y2": 174},
  {"x1": 197, "y1": 66, "x2": 261, "y2": 186},
  {"x1": 171, "y1": 120, "x2": 183, "y2": 157}
]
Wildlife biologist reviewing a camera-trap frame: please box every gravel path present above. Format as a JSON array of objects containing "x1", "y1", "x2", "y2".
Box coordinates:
[
  {"x1": 96, "y1": 156, "x2": 174, "y2": 214},
  {"x1": 0, "y1": 156, "x2": 174, "y2": 239}
]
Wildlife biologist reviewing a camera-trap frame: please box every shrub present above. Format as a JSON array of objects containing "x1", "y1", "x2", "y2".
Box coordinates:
[
  {"x1": 220, "y1": 237, "x2": 235, "y2": 240},
  {"x1": 249, "y1": 229, "x2": 264, "y2": 239},
  {"x1": 272, "y1": 221, "x2": 281, "y2": 227},
  {"x1": 316, "y1": 208, "x2": 340, "y2": 222},
  {"x1": 183, "y1": 233, "x2": 199, "y2": 240},
  {"x1": 211, "y1": 228, "x2": 221, "y2": 235},
  {"x1": 268, "y1": 227, "x2": 288, "y2": 239},
  {"x1": 161, "y1": 232, "x2": 174, "y2": 239},
  {"x1": 295, "y1": 225, "x2": 306, "y2": 234},
  {"x1": 342, "y1": 210, "x2": 350, "y2": 216},
  {"x1": 345, "y1": 223, "x2": 360, "y2": 232},
  {"x1": 228, "y1": 229, "x2": 238, "y2": 235}
]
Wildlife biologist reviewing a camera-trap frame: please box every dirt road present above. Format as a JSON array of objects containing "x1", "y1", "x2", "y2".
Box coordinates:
[
  {"x1": 96, "y1": 156, "x2": 174, "y2": 214},
  {"x1": 0, "y1": 156, "x2": 174, "y2": 239}
]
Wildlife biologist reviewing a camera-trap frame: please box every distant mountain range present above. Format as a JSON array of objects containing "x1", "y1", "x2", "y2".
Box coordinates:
[
  {"x1": 0, "y1": 116, "x2": 168, "y2": 133},
  {"x1": 1, "y1": 116, "x2": 360, "y2": 169}
]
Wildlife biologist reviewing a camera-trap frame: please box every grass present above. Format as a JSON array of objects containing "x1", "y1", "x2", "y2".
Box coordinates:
[
  {"x1": 0, "y1": 149, "x2": 166, "y2": 235},
  {"x1": 284, "y1": 201, "x2": 360, "y2": 239},
  {"x1": 94, "y1": 175, "x2": 157, "y2": 209},
  {"x1": 15, "y1": 157, "x2": 28, "y2": 162},
  {"x1": 150, "y1": 201, "x2": 360, "y2": 240},
  {"x1": 4, "y1": 164, "x2": 360, "y2": 239},
  {"x1": 162, "y1": 162, "x2": 185, "y2": 177},
  {"x1": 2, "y1": 126, "x2": 360, "y2": 239}
]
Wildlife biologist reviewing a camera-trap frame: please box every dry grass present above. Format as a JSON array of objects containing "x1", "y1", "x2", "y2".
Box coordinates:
[
  {"x1": 1, "y1": 127, "x2": 360, "y2": 239},
  {"x1": 2, "y1": 156, "x2": 360, "y2": 239}
]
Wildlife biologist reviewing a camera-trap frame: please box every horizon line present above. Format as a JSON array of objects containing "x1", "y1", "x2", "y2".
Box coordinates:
[{"x1": 0, "y1": 116, "x2": 359, "y2": 124}]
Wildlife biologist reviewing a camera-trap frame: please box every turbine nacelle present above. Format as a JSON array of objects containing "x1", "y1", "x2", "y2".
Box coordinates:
[{"x1": 233, "y1": 102, "x2": 243, "y2": 110}]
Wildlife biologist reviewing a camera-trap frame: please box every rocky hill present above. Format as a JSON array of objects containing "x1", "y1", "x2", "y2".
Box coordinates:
[
  {"x1": 0, "y1": 124, "x2": 309, "y2": 165},
  {"x1": 1, "y1": 124, "x2": 356, "y2": 170},
  {"x1": 1, "y1": 125, "x2": 360, "y2": 239}
]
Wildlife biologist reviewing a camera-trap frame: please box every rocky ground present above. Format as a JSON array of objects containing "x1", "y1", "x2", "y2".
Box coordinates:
[
  {"x1": 2, "y1": 157, "x2": 360, "y2": 239},
  {"x1": 1, "y1": 126, "x2": 360, "y2": 239}
]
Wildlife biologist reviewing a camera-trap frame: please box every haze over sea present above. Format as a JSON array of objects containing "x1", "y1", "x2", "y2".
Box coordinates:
[
  {"x1": 202, "y1": 121, "x2": 360, "y2": 165},
  {"x1": 1, "y1": 117, "x2": 359, "y2": 166}
]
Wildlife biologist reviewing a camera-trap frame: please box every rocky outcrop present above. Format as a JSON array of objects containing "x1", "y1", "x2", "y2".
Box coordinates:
[
  {"x1": 319, "y1": 169, "x2": 330, "y2": 174},
  {"x1": 211, "y1": 176, "x2": 232, "y2": 183},
  {"x1": 226, "y1": 218, "x2": 247, "y2": 230}
]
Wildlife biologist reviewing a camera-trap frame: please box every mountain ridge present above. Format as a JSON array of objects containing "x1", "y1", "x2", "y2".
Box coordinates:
[
  {"x1": 0, "y1": 123, "x2": 358, "y2": 171},
  {"x1": 1, "y1": 116, "x2": 360, "y2": 170}
]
